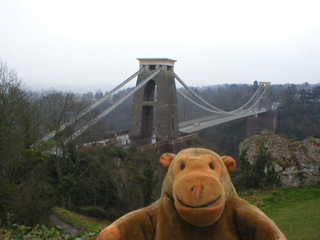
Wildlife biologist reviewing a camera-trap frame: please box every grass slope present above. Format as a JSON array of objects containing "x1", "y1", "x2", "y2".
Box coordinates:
[
  {"x1": 53, "y1": 207, "x2": 109, "y2": 233},
  {"x1": 239, "y1": 184, "x2": 320, "y2": 240}
]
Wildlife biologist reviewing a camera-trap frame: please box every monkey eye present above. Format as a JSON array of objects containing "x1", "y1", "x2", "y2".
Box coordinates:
[
  {"x1": 180, "y1": 163, "x2": 186, "y2": 170},
  {"x1": 209, "y1": 163, "x2": 214, "y2": 170}
]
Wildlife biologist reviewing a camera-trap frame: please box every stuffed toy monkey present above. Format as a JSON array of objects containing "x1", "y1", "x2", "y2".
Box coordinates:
[{"x1": 98, "y1": 148, "x2": 286, "y2": 240}]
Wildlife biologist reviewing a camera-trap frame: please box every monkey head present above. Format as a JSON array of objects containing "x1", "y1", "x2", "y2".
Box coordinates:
[{"x1": 160, "y1": 148, "x2": 236, "y2": 227}]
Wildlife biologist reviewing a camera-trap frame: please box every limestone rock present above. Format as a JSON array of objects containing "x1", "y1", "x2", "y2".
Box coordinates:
[{"x1": 239, "y1": 133, "x2": 320, "y2": 187}]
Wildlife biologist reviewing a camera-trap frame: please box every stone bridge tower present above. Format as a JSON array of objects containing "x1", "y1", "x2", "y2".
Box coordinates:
[
  {"x1": 129, "y1": 58, "x2": 180, "y2": 141},
  {"x1": 246, "y1": 82, "x2": 276, "y2": 138}
]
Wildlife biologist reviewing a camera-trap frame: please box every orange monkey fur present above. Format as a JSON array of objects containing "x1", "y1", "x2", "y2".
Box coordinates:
[{"x1": 98, "y1": 148, "x2": 286, "y2": 240}]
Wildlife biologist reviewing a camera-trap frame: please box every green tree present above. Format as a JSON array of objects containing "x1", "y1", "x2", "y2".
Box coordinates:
[
  {"x1": 239, "y1": 148, "x2": 280, "y2": 189},
  {"x1": 0, "y1": 61, "x2": 26, "y2": 174}
]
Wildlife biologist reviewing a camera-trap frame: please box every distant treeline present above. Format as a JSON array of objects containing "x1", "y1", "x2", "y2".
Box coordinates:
[{"x1": 198, "y1": 83, "x2": 320, "y2": 159}]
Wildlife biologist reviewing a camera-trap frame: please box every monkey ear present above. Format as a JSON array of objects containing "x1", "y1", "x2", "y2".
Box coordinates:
[
  {"x1": 221, "y1": 156, "x2": 237, "y2": 173},
  {"x1": 160, "y1": 153, "x2": 176, "y2": 171}
]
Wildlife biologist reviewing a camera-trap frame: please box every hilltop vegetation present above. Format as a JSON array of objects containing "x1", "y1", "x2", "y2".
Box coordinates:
[{"x1": 1, "y1": 59, "x2": 320, "y2": 232}]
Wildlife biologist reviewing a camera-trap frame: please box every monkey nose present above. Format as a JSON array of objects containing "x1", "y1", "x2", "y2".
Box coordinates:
[
  {"x1": 191, "y1": 185, "x2": 204, "y2": 192},
  {"x1": 191, "y1": 185, "x2": 204, "y2": 201}
]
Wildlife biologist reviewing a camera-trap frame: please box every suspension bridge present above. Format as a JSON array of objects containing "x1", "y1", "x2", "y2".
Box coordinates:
[{"x1": 37, "y1": 58, "x2": 272, "y2": 150}]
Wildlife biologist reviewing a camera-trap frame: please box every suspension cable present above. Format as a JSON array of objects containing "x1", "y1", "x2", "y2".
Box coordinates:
[
  {"x1": 224, "y1": 85, "x2": 264, "y2": 113},
  {"x1": 174, "y1": 73, "x2": 227, "y2": 113},
  {"x1": 177, "y1": 90, "x2": 231, "y2": 115},
  {"x1": 175, "y1": 72, "x2": 266, "y2": 115},
  {"x1": 177, "y1": 85, "x2": 268, "y2": 125},
  {"x1": 35, "y1": 68, "x2": 145, "y2": 146},
  {"x1": 64, "y1": 67, "x2": 162, "y2": 143},
  {"x1": 177, "y1": 84, "x2": 266, "y2": 115}
]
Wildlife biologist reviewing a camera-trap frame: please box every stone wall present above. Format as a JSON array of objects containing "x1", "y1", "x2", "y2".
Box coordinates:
[{"x1": 240, "y1": 133, "x2": 320, "y2": 187}]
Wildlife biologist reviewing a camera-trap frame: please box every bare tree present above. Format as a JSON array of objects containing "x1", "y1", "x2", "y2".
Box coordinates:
[
  {"x1": 40, "y1": 89, "x2": 86, "y2": 206},
  {"x1": 0, "y1": 60, "x2": 26, "y2": 175},
  {"x1": 44, "y1": 90, "x2": 87, "y2": 140},
  {"x1": 20, "y1": 91, "x2": 47, "y2": 147}
]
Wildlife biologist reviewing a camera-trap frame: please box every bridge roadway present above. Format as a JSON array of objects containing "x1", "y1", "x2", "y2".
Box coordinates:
[{"x1": 179, "y1": 108, "x2": 267, "y2": 133}]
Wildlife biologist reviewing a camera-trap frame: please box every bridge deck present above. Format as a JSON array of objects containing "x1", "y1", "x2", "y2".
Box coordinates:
[{"x1": 179, "y1": 108, "x2": 267, "y2": 133}]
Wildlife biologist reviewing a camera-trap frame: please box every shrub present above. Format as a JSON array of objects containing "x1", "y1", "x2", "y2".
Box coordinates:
[
  {"x1": 0, "y1": 150, "x2": 55, "y2": 226},
  {"x1": 0, "y1": 223, "x2": 98, "y2": 240},
  {"x1": 5, "y1": 175, "x2": 55, "y2": 226},
  {"x1": 239, "y1": 148, "x2": 280, "y2": 190}
]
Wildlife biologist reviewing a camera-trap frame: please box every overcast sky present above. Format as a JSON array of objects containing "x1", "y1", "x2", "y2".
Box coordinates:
[{"x1": 1, "y1": 0, "x2": 320, "y2": 93}]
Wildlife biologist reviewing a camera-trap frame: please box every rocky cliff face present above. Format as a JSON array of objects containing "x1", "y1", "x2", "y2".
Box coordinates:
[{"x1": 240, "y1": 133, "x2": 320, "y2": 187}]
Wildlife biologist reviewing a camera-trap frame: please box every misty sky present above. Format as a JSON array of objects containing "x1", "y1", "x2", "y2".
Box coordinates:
[{"x1": 1, "y1": 0, "x2": 320, "y2": 93}]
